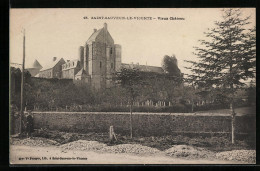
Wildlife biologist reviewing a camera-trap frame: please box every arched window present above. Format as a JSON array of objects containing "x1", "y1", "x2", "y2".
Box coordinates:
[
  {"x1": 111, "y1": 63, "x2": 114, "y2": 69},
  {"x1": 100, "y1": 61, "x2": 102, "y2": 68},
  {"x1": 110, "y1": 48, "x2": 112, "y2": 55}
]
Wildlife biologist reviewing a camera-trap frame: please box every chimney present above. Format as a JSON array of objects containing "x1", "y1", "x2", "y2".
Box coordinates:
[
  {"x1": 93, "y1": 28, "x2": 97, "y2": 33},
  {"x1": 53, "y1": 57, "x2": 57, "y2": 61},
  {"x1": 104, "y1": 23, "x2": 107, "y2": 31}
]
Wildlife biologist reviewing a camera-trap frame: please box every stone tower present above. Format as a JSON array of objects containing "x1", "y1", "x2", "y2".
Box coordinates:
[
  {"x1": 84, "y1": 23, "x2": 121, "y2": 89},
  {"x1": 78, "y1": 46, "x2": 84, "y2": 68}
]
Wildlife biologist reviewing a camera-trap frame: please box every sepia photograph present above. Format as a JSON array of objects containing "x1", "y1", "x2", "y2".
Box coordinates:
[{"x1": 9, "y1": 8, "x2": 256, "y2": 164}]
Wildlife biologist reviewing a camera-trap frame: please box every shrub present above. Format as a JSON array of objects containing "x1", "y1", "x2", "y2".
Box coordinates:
[{"x1": 193, "y1": 103, "x2": 229, "y2": 112}]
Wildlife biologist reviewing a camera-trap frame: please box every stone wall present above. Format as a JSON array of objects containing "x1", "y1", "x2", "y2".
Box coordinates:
[{"x1": 29, "y1": 112, "x2": 255, "y2": 137}]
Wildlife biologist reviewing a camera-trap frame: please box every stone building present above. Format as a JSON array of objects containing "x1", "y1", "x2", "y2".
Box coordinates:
[
  {"x1": 38, "y1": 23, "x2": 167, "y2": 89},
  {"x1": 61, "y1": 23, "x2": 122, "y2": 89},
  {"x1": 74, "y1": 69, "x2": 89, "y2": 82},
  {"x1": 25, "y1": 59, "x2": 43, "y2": 77},
  {"x1": 61, "y1": 59, "x2": 81, "y2": 79},
  {"x1": 121, "y1": 63, "x2": 164, "y2": 74},
  {"x1": 38, "y1": 57, "x2": 65, "y2": 79},
  {"x1": 82, "y1": 23, "x2": 122, "y2": 89}
]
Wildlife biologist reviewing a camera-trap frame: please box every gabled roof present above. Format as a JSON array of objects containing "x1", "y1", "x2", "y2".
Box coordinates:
[
  {"x1": 40, "y1": 58, "x2": 65, "y2": 72},
  {"x1": 87, "y1": 29, "x2": 102, "y2": 44},
  {"x1": 86, "y1": 27, "x2": 114, "y2": 45},
  {"x1": 26, "y1": 59, "x2": 42, "y2": 69},
  {"x1": 75, "y1": 68, "x2": 87, "y2": 76},
  {"x1": 121, "y1": 63, "x2": 164, "y2": 74}
]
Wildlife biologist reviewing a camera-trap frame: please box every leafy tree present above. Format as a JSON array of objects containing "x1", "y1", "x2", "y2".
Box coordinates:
[
  {"x1": 247, "y1": 81, "x2": 256, "y2": 106},
  {"x1": 162, "y1": 54, "x2": 181, "y2": 76},
  {"x1": 146, "y1": 73, "x2": 182, "y2": 103},
  {"x1": 161, "y1": 55, "x2": 184, "y2": 104},
  {"x1": 114, "y1": 68, "x2": 145, "y2": 138},
  {"x1": 185, "y1": 9, "x2": 256, "y2": 144},
  {"x1": 10, "y1": 67, "x2": 31, "y2": 109},
  {"x1": 100, "y1": 87, "x2": 128, "y2": 107}
]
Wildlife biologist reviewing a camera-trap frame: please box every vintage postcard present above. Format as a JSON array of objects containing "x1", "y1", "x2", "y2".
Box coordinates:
[{"x1": 10, "y1": 8, "x2": 256, "y2": 164}]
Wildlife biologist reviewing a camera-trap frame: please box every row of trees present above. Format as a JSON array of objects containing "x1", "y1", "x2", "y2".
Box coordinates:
[
  {"x1": 10, "y1": 67, "x2": 183, "y2": 111},
  {"x1": 10, "y1": 67, "x2": 254, "y2": 113}
]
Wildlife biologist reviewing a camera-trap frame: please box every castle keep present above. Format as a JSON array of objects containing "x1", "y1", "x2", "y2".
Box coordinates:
[
  {"x1": 35, "y1": 23, "x2": 165, "y2": 89},
  {"x1": 62, "y1": 23, "x2": 122, "y2": 89}
]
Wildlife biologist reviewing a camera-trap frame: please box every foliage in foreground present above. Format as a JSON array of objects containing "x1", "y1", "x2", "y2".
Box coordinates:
[{"x1": 10, "y1": 64, "x2": 254, "y2": 112}]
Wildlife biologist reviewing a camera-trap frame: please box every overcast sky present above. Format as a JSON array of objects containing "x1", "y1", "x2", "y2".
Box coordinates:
[{"x1": 10, "y1": 8, "x2": 255, "y2": 75}]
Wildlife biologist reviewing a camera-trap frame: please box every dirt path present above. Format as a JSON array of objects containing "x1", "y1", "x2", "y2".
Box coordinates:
[{"x1": 10, "y1": 145, "x2": 246, "y2": 164}]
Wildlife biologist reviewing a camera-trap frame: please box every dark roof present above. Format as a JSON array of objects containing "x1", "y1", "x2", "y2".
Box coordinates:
[
  {"x1": 40, "y1": 58, "x2": 65, "y2": 71},
  {"x1": 75, "y1": 68, "x2": 87, "y2": 76},
  {"x1": 121, "y1": 63, "x2": 164, "y2": 74},
  {"x1": 86, "y1": 27, "x2": 114, "y2": 45},
  {"x1": 86, "y1": 29, "x2": 102, "y2": 44}
]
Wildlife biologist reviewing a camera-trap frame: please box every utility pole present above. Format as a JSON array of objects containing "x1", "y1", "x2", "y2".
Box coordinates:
[{"x1": 19, "y1": 29, "x2": 25, "y2": 134}]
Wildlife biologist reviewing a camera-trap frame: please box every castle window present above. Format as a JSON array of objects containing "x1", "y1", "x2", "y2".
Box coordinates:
[
  {"x1": 111, "y1": 63, "x2": 114, "y2": 69},
  {"x1": 100, "y1": 61, "x2": 102, "y2": 68},
  {"x1": 110, "y1": 48, "x2": 112, "y2": 54}
]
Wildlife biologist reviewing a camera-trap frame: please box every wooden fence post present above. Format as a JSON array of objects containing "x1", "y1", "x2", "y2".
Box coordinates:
[{"x1": 109, "y1": 126, "x2": 117, "y2": 142}]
